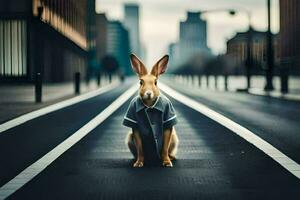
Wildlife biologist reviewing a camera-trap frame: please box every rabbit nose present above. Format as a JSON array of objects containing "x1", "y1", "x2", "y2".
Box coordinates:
[{"x1": 144, "y1": 90, "x2": 153, "y2": 98}]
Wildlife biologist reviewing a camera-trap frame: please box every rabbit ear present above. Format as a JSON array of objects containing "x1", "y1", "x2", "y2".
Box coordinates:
[
  {"x1": 130, "y1": 54, "x2": 148, "y2": 76},
  {"x1": 151, "y1": 55, "x2": 169, "y2": 77}
]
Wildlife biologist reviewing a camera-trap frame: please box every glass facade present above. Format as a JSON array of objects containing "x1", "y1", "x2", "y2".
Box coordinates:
[
  {"x1": 33, "y1": 0, "x2": 87, "y2": 49},
  {"x1": 0, "y1": 20, "x2": 27, "y2": 77}
]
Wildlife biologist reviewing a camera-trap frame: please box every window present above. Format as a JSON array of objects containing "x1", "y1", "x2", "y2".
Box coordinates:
[{"x1": 0, "y1": 20, "x2": 27, "y2": 77}]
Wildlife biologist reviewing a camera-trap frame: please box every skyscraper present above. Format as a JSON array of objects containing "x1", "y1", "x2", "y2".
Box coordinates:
[
  {"x1": 123, "y1": 3, "x2": 141, "y2": 57},
  {"x1": 107, "y1": 21, "x2": 131, "y2": 75},
  {"x1": 279, "y1": 0, "x2": 300, "y2": 74},
  {"x1": 179, "y1": 11, "x2": 210, "y2": 64},
  {"x1": 168, "y1": 43, "x2": 180, "y2": 70},
  {"x1": 95, "y1": 13, "x2": 108, "y2": 65}
]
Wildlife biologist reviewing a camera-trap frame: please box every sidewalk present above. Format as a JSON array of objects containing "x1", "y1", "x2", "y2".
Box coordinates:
[
  {"x1": 0, "y1": 77, "x2": 118, "y2": 123},
  {"x1": 248, "y1": 88, "x2": 300, "y2": 101},
  {"x1": 167, "y1": 75, "x2": 300, "y2": 101}
]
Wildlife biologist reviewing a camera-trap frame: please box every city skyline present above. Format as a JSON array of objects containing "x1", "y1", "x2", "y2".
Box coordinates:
[
  {"x1": 0, "y1": 1, "x2": 300, "y2": 199},
  {"x1": 96, "y1": 0, "x2": 279, "y2": 66},
  {"x1": 124, "y1": 4, "x2": 142, "y2": 58}
]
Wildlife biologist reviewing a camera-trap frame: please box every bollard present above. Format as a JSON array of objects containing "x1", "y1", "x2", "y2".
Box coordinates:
[
  {"x1": 206, "y1": 75, "x2": 209, "y2": 88},
  {"x1": 35, "y1": 72, "x2": 42, "y2": 103},
  {"x1": 120, "y1": 74, "x2": 125, "y2": 82},
  {"x1": 280, "y1": 68, "x2": 289, "y2": 94},
  {"x1": 109, "y1": 74, "x2": 112, "y2": 83},
  {"x1": 97, "y1": 73, "x2": 101, "y2": 87},
  {"x1": 224, "y1": 75, "x2": 228, "y2": 91},
  {"x1": 192, "y1": 75, "x2": 195, "y2": 86},
  {"x1": 74, "y1": 72, "x2": 80, "y2": 94},
  {"x1": 198, "y1": 75, "x2": 201, "y2": 87},
  {"x1": 214, "y1": 75, "x2": 218, "y2": 90}
]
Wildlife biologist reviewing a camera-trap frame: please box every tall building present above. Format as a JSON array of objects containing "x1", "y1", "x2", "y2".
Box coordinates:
[
  {"x1": 279, "y1": 0, "x2": 300, "y2": 74},
  {"x1": 87, "y1": 0, "x2": 98, "y2": 78},
  {"x1": 179, "y1": 11, "x2": 210, "y2": 64},
  {"x1": 226, "y1": 30, "x2": 279, "y2": 75},
  {"x1": 123, "y1": 3, "x2": 141, "y2": 57},
  {"x1": 95, "y1": 13, "x2": 108, "y2": 64},
  {"x1": 168, "y1": 43, "x2": 180, "y2": 70},
  {"x1": 0, "y1": 0, "x2": 89, "y2": 82},
  {"x1": 107, "y1": 21, "x2": 131, "y2": 75}
]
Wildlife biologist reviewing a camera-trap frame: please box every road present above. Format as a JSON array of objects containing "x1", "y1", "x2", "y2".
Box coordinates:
[
  {"x1": 0, "y1": 78, "x2": 299, "y2": 200},
  {"x1": 162, "y1": 76, "x2": 300, "y2": 163}
]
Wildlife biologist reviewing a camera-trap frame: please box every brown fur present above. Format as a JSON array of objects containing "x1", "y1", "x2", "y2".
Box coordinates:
[{"x1": 126, "y1": 54, "x2": 179, "y2": 167}]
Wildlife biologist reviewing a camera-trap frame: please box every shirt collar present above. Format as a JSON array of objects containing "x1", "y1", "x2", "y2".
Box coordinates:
[{"x1": 135, "y1": 95, "x2": 164, "y2": 112}]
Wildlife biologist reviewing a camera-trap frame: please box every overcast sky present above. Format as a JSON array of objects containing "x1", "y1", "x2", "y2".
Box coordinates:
[{"x1": 96, "y1": 0, "x2": 279, "y2": 66}]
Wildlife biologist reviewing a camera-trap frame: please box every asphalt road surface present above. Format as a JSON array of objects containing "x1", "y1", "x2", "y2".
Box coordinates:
[
  {"x1": 162, "y1": 77, "x2": 300, "y2": 163},
  {"x1": 1, "y1": 79, "x2": 299, "y2": 200}
]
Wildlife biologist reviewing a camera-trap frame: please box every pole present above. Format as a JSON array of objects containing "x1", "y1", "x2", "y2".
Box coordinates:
[
  {"x1": 280, "y1": 67, "x2": 289, "y2": 93},
  {"x1": 224, "y1": 74, "x2": 228, "y2": 91},
  {"x1": 206, "y1": 74, "x2": 209, "y2": 88},
  {"x1": 214, "y1": 75, "x2": 218, "y2": 90},
  {"x1": 35, "y1": 73, "x2": 42, "y2": 103},
  {"x1": 264, "y1": 0, "x2": 274, "y2": 91},
  {"x1": 246, "y1": 26, "x2": 253, "y2": 90},
  {"x1": 74, "y1": 72, "x2": 80, "y2": 94},
  {"x1": 97, "y1": 72, "x2": 101, "y2": 86},
  {"x1": 35, "y1": 6, "x2": 44, "y2": 103},
  {"x1": 198, "y1": 75, "x2": 201, "y2": 87}
]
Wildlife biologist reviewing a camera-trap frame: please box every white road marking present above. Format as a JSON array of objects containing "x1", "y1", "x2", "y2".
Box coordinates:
[
  {"x1": 0, "y1": 84, "x2": 138, "y2": 200},
  {"x1": 0, "y1": 82, "x2": 120, "y2": 134},
  {"x1": 159, "y1": 82, "x2": 300, "y2": 179}
]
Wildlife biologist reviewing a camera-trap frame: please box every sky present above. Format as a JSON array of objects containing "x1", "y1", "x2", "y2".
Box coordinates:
[{"x1": 96, "y1": 0, "x2": 279, "y2": 66}]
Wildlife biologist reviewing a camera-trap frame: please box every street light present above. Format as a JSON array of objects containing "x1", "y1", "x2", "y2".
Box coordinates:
[
  {"x1": 34, "y1": 1, "x2": 44, "y2": 103},
  {"x1": 200, "y1": 9, "x2": 237, "y2": 90},
  {"x1": 232, "y1": 8, "x2": 253, "y2": 90},
  {"x1": 264, "y1": 0, "x2": 274, "y2": 91},
  {"x1": 201, "y1": 8, "x2": 253, "y2": 90}
]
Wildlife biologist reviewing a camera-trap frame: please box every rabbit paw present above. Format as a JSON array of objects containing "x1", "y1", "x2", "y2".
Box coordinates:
[
  {"x1": 133, "y1": 160, "x2": 144, "y2": 167},
  {"x1": 162, "y1": 160, "x2": 173, "y2": 167}
]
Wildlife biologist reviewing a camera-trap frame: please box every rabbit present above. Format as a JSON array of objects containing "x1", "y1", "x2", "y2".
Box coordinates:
[{"x1": 123, "y1": 54, "x2": 179, "y2": 167}]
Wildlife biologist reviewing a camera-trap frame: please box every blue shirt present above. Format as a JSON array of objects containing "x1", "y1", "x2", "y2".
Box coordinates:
[{"x1": 122, "y1": 94, "x2": 177, "y2": 159}]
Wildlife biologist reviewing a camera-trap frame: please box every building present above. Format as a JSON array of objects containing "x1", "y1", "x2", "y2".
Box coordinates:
[
  {"x1": 87, "y1": 0, "x2": 98, "y2": 79},
  {"x1": 0, "y1": 0, "x2": 89, "y2": 82},
  {"x1": 279, "y1": 0, "x2": 300, "y2": 74},
  {"x1": 95, "y1": 13, "x2": 108, "y2": 64},
  {"x1": 106, "y1": 21, "x2": 131, "y2": 75},
  {"x1": 179, "y1": 11, "x2": 210, "y2": 64},
  {"x1": 123, "y1": 3, "x2": 141, "y2": 58},
  {"x1": 94, "y1": 14, "x2": 132, "y2": 75},
  {"x1": 168, "y1": 11, "x2": 210, "y2": 69},
  {"x1": 168, "y1": 42, "x2": 180, "y2": 70},
  {"x1": 226, "y1": 29, "x2": 279, "y2": 75}
]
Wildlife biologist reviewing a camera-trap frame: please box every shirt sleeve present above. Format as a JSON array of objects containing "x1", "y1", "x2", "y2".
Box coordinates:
[
  {"x1": 163, "y1": 101, "x2": 178, "y2": 129},
  {"x1": 122, "y1": 100, "x2": 138, "y2": 129}
]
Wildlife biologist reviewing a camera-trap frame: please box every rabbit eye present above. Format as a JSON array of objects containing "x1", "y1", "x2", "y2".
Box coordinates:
[
  {"x1": 139, "y1": 80, "x2": 143, "y2": 85},
  {"x1": 154, "y1": 80, "x2": 157, "y2": 85}
]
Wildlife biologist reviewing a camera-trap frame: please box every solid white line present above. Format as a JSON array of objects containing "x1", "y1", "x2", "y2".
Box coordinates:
[
  {"x1": 0, "y1": 82, "x2": 120, "y2": 134},
  {"x1": 0, "y1": 84, "x2": 138, "y2": 200},
  {"x1": 159, "y1": 82, "x2": 300, "y2": 179}
]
